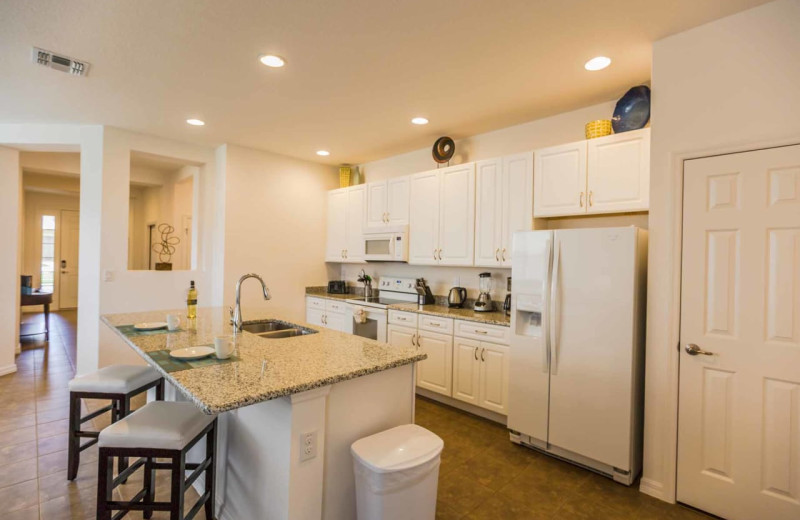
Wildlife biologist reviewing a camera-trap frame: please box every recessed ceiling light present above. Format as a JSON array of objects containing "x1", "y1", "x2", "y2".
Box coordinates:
[
  {"x1": 186, "y1": 118, "x2": 205, "y2": 126},
  {"x1": 316, "y1": 150, "x2": 330, "y2": 156},
  {"x1": 584, "y1": 56, "x2": 611, "y2": 71},
  {"x1": 411, "y1": 117, "x2": 429, "y2": 125},
  {"x1": 259, "y1": 54, "x2": 286, "y2": 68}
]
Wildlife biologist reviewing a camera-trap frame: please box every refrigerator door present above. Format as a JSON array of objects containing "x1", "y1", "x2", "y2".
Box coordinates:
[
  {"x1": 547, "y1": 227, "x2": 638, "y2": 470},
  {"x1": 508, "y1": 230, "x2": 552, "y2": 442}
]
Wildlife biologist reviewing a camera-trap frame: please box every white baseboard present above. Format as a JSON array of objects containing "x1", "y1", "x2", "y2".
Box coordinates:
[
  {"x1": 0, "y1": 364, "x2": 17, "y2": 377},
  {"x1": 639, "y1": 477, "x2": 670, "y2": 502}
]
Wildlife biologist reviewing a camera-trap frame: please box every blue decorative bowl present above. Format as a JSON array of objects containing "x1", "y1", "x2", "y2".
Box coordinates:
[{"x1": 612, "y1": 85, "x2": 651, "y2": 133}]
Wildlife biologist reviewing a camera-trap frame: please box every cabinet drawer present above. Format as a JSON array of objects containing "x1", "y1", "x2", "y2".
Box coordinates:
[
  {"x1": 389, "y1": 310, "x2": 418, "y2": 327},
  {"x1": 455, "y1": 320, "x2": 510, "y2": 344},
  {"x1": 419, "y1": 315, "x2": 453, "y2": 334},
  {"x1": 306, "y1": 297, "x2": 326, "y2": 311},
  {"x1": 326, "y1": 300, "x2": 349, "y2": 314}
]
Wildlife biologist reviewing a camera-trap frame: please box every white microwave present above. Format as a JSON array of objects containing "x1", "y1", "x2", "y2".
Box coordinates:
[{"x1": 363, "y1": 227, "x2": 408, "y2": 262}]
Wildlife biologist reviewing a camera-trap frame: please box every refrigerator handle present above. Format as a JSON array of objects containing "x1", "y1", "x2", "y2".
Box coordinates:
[
  {"x1": 542, "y1": 236, "x2": 553, "y2": 374},
  {"x1": 550, "y1": 239, "x2": 560, "y2": 375}
]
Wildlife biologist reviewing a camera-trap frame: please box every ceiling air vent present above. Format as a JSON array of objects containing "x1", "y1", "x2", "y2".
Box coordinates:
[{"x1": 31, "y1": 47, "x2": 90, "y2": 77}]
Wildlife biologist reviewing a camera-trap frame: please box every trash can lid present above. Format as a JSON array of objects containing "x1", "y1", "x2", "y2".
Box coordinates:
[{"x1": 351, "y1": 424, "x2": 444, "y2": 473}]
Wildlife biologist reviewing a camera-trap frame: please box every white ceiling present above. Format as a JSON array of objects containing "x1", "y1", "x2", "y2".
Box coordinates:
[{"x1": 0, "y1": 0, "x2": 768, "y2": 164}]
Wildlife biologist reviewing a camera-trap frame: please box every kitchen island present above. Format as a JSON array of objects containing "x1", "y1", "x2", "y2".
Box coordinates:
[{"x1": 102, "y1": 308, "x2": 425, "y2": 520}]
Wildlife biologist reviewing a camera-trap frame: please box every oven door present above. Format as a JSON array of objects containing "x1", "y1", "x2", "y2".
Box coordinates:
[{"x1": 351, "y1": 307, "x2": 387, "y2": 343}]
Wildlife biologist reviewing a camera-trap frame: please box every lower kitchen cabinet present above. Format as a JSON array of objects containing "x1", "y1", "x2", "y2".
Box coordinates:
[
  {"x1": 387, "y1": 324, "x2": 416, "y2": 350},
  {"x1": 305, "y1": 297, "x2": 351, "y2": 333},
  {"x1": 453, "y1": 337, "x2": 510, "y2": 414},
  {"x1": 452, "y1": 338, "x2": 481, "y2": 405},
  {"x1": 306, "y1": 307, "x2": 325, "y2": 328},
  {"x1": 415, "y1": 330, "x2": 453, "y2": 396}
]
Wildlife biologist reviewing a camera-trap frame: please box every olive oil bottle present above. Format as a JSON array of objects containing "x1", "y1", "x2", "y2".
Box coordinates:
[{"x1": 186, "y1": 280, "x2": 197, "y2": 319}]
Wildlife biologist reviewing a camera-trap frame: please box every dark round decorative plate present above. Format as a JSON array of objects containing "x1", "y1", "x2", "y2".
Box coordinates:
[
  {"x1": 612, "y1": 85, "x2": 651, "y2": 133},
  {"x1": 432, "y1": 136, "x2": 455, "y2": 164}
]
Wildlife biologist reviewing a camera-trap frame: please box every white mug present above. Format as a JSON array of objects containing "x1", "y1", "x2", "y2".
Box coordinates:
[
  {"x1": 166, "y1": 314, "x2": 180, "y2": 331},
  {"x1": 214, "y1": 335, "x2": 234, "y2": 359}
]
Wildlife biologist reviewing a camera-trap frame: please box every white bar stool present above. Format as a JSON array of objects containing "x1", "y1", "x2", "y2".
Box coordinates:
[
  {"x1": 67, "y1": 365, "x2": 164, "y2": 480},
  {"x1": 96, "y1": 401, "x2": 218, "y2": 520}
]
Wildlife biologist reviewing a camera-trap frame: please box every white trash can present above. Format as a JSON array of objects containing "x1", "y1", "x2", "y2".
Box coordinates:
[{"x1": 351, "y1": 424, "x2": 444, "y2": 520}]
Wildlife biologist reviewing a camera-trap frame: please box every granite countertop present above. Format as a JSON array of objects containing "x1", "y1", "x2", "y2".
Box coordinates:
[
  {"x1": 387, "y1": 303, "x2": 510, "y2": 327},
  {"x1": 101, "y1": 308, "x2": 425, "y2": 414},
  {"x1": 305, "y1": 286, "x2": 360, "y2": 301}
]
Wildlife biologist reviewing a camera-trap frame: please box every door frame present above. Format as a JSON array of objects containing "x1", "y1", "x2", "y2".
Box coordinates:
[{"x1": 649, "y1": 135, "x2": 800, "y2": 504}]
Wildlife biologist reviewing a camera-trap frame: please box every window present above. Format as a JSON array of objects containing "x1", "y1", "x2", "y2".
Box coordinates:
[{"x1": 41, "y1": 215, "x2": 55, "y2": 292}]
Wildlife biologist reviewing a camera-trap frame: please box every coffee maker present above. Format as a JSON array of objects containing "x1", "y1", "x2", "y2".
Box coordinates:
[
  {"x1": 473, "y1": 272, "x2": 494, "y2": 312},
  {"x1": 503, "y1": 277, "x2": 512, "y2": 317}
]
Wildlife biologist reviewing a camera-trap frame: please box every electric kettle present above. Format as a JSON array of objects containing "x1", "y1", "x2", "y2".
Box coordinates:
[{"x1": 447, "y1": 287, "x2": 467, "y2": 308}]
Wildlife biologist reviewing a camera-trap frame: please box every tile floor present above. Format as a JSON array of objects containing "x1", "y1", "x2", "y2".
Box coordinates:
[{"x1": 2, "y1": 311, "x2": 713, "y2": 519}]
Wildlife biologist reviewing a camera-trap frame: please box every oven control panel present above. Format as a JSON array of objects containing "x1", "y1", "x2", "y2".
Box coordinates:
[{"x1": 377, "y1": 277, "x2": 418, "y2": 294}]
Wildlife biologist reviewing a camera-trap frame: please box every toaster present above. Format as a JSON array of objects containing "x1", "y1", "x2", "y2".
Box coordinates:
[{"x1": 327, "y1": 280, "x2": 348, "y2": 294}]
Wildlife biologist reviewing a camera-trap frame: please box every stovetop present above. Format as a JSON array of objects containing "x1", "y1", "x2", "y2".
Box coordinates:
[{"x1": 345, "y1": 296, "x2": 413, "y2": 308}]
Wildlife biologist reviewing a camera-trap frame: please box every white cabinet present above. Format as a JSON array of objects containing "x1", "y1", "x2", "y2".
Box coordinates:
[
  {"x1": 409, "y1": 164, "x2": 475, "y2": 266},
  {"x1": 305, "y1": 297, "x2": 351, "y2": 332},
  {"x1": 415, "y1": 330, "x2": 453, "y2": 396},
  {"x1": 452, "y1": 337, "x2": 481, "y2": 405},
  {"x1": 586, "y1": 128, "x2": 650, "y2": 213},
  {"x1": 326, "y1": 185, "x2": 366, "y2": 262},
  {"x1": 365, "y1": 177, "x2": 410, "y2": 229},
  {"x1": 475, "y1": 153, "x2": 533, "y2": 267},
  {"x1": 451, "y1": 334, "x2": 510, "y2": 414},
  {"x1": 533, "y1": 128, "x2": 650, "y2": 217},
  {"x1": 306, "y1": 307, "x2": 325, "y2": 328},
  {"x1": 387, "y1": 324, "x2": 416, "y2": 350}
]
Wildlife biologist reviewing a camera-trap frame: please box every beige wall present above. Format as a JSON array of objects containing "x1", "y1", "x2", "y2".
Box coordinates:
[
  {"x1": 0, "y1": 147, "x2": 22, "y2": 374},
  {"x1": 643, "y1": 0, "x2": 800, "y2": 501},
  {"x1": 221, "y1": 144, "x2": 339, "y2": 323}
]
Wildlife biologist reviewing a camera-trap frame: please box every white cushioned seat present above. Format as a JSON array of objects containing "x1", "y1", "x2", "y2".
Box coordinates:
[
  {"x1": 99, "y1": 401, "x2": 215, "y2": 450},
  {"x1": 68, "y1": 365, "x2": 161, "y2": 394}
]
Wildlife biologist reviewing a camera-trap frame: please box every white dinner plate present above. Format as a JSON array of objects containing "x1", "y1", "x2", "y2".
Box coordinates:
[
  {"x1": 169, "y1": 346, "x2": 215, "y2": 360},
  {"x1": 133, "y1": 322, "x2": 168, "y2": 331}
]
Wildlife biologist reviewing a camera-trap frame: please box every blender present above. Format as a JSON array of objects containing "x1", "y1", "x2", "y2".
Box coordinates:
[{"x1": 473, "y1": 272, "x2": 494, "y2": 312}]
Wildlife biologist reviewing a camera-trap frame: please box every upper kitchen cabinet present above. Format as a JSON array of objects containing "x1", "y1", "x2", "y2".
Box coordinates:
[
  {"x1": 533, "y1": 140, "x2": 587, "y2": 217},
  {"x1": 586, "y1": 128, "x2": 650, "y2": 213},
  {"x1": 409, "y1": 164, "x2": 475, "y2": 266},
  {"x1": 365, "y1": 176, "x2": 410, "y2": 229},
  {"x1": 325, "y1": 185, "x2": 366, "y2": 263},
  {"x1": 533, "y1": 128, "x2": 650, "y2": 217},
  {"x1": 475, "y1": 152, "x2": 533, "y2": 267}
]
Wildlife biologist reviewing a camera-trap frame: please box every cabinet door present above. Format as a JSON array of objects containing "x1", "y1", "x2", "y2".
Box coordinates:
[
  {"x1": 452, "y1": 337, "x2": 481, "y2": 406},
  {"x1": 479, "y1": 343, "x2": 510, "y2": 414},
  {"x1": 325, "y1": 311, "x2": 348, "y2": 333},
  {"x1": 408, "y1": 170, "x2": 441, "y2": 265},
  {"x1": 306, "y1": 307, "x2": 325, "y2": 328},
  {"x1": 586, "y1": 128, "x2": 650, "y2": 214},
  {"x1": 438, "y1": 163, "x2": 475, "y2": 266},
  {"x1": 416, "y1": 330, "x2": 453, "y2": 396},
  {"x1": 386, "y1": 176, "x2": 410, "y2": 226},
  {"x1": 501, "y1": 152, "x2": 533, "y2": 267},
  {"x1": 533, "y1": 141, "x2": 587, "y2": 217},
  {"x1": 474, "y1": 159, "x2": 503, "y2": 267},
  {"x1": 325, "y1": 189, "x2": 348, "y2": 261},
  {"x1": 365, "y1": 181, "x2": 388, "y2": 229},
  {"x1": 345, "y1": 186, "x2": 366, "y2": 263},
  {"x1": 387, "y1": 324, "x2": 416, "y2": 350}
]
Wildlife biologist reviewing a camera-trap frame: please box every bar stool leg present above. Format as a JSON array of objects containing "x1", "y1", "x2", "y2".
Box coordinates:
[
  {"x1": 143, "y1": 457, "x2": 155, "y2": 520},
  {"x1": 117, "y1": 396, "x2": 131, "y2": 481},
  {"x1": 170, "y1": 452, "x2": 186, "y2": 520},
  {"x1": 97, "y1": 449, "x2": 113, "y2": 520},
  {"x1": 67, "y1": 393, "x2": 81, "y2": 480},
  {"x1": 205, "y1": 424, "x2": 217, "y2": 520},
  {"x1": 156, "y1": 378, "x2": 165, "y2": 401}
]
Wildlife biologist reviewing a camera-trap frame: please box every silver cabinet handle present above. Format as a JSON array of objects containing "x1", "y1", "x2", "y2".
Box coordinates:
[
  {"x1": 502, "y1": 248, "x2": 507, "y2": 261},
  {"x1": 429, "y1": 322, "x2": 440, "y2": 327},
  {"x1": 589, "y1": 190, "x2": 594, "y2": 207},
  {"x1": 411, "y1": 333, "x2": 416, "y2": 346},
  {"x1": 474, "y1": 329, "x2": 487, "y2": 335},
  {"x1": 685, "y1": 343, "x2": 715, "y2": 356},
  {"x1": 579, "y1": 192, "x2": 585, "y2": 208},
  {"x1": 417, "y1": 335, "x2": 422, "y2": 347},
  {"x1": 495, "y1": 248, "x2": 500, "y2": 261},
  {"x1": 398, "y1": 316, "x2": 407, "y2": 321},
  {"x1": 437, "y1": 249, "x2": 443, "y2": 260},
  {"x1": 474, "y1": 347, "x2": 478, "y2": 360},
  {"x1": 433, "y1": 249, "x2": 437, "y2": 261},
  {"x1": 480, "y1": 348, "x2": 485, "y2": 362},
  {"x1": 322, "y1": 314, "x2": 327, "y2": 325}
]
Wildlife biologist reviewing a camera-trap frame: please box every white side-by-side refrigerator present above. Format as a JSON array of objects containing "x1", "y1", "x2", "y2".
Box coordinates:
[{"x1": 508, "y1": 227, "x2": 647, "y2": 485}]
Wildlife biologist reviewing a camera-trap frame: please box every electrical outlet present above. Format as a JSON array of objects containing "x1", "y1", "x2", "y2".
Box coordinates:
[{"x1": 299, "y1": 431, "x2": 318, "y2": 462}]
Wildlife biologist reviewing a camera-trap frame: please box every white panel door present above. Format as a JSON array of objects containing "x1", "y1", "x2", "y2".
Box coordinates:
[
  {"x1": 325, "y1": 189, "x2": 348, "y2": 261},
  {"x1": 533, "y1": 141, "x2": 587, "y2": 217},
  {"x1": 438, "y1": 163, "x2": 475, "y2": 266},
  {"x1": 415, "y1": 330, "x2": 453, "y2": 396},
  {"x1": 325, "y1": 311, "x2": 347, "y2": 332},
  {"x1": 547, "y1": 227, "x2": 639, "y2": 470},
  {"x1": 386, "y1": 176, "x2": 410, "y2": 226},
  {"x1": 501, "y1": 152, "x2": 534, "y2": 267},
  {"x1": 452, "y1": 337, "x2": 481, "y2": 406},
  {"x1": 365, "y1": 181, "x2": 387, "y2": 229},
  {"x1": 59, "y1": 210, "x2": 80, "y2": 309},
  {"x1": 678, "y1": 145, "x2": 800, "y2": 520},
  {"x1": 345, "y1": 186, "x2": 365, "y2": 263},
  {"x1": 409, "y1": 170, "x2": 441, "y2": 265},
  {"x1": 479, "y1": 343, "x2": 510, "y2": 414},
  {"x1": 474, "y1": 158, "x2": 503, "y2": 267},
  {"x1": 387, "y1": 324, "x2": 416, "y2": 350},
  {"x1": 586, "y1": 128, "x2": 650, "y2": 214},
  {"x1": 306, "y1": 308, "x2": 325, "y2": 328}
]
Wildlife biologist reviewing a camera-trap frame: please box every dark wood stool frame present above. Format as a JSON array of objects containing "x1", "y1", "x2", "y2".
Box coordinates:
[
  {"x1": 68, "y1": 378, "x2": 165, "y2": 481},
  {"x1": 96, "y1": 417, "x2": 217, "y2": 520}
]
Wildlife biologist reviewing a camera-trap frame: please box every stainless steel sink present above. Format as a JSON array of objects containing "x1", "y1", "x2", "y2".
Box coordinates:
[{"x1": 240, "y1": 320, "x2": 318, "y2": 339}]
